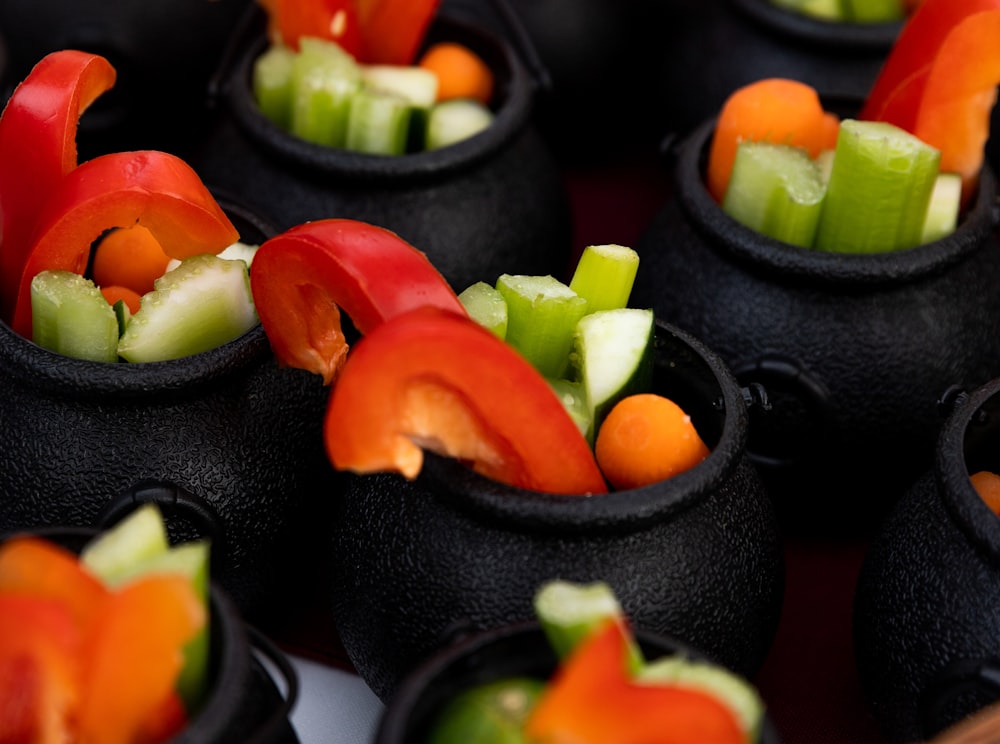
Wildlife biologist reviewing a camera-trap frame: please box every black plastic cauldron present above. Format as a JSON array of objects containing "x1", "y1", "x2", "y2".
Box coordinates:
[
  {"x1": 632, "y1": 114, "x2": 1000, "y2": 537},
  {"x1": 375, "y1": 621, "x2": 784, "y2": 743},
  {"x1": 0, "y1": 0, "x2": 253, "y2": 159},
  {"x1": 328, "y1": 319, "x2": 784, "y2": 702},
  {"x1": 853, "y1": 377, "x2": 1000, "y2": 743},
  {"x1": 3, "y1": 526, "x2": 300, "y2": 743},
  {"x1": 0, "y1": 201, "x2": 337, "y2": 623},
  {"x1": 188, "y1": 8, "x2": 573, "y2": 296}
]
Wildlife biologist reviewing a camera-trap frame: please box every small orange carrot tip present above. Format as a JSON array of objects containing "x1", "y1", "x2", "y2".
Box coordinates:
[
  {"x1": 706, "y1": 77, "x2": 840, "y2": 203},
  {"x1": 594, "y1": 393, "x2": 710, "y2": 491},
  {"x1": 91, "y1": 224, "x2": 172, "y2": 297},
  {"x1": 971, "y1": 470, "x2": 1000, "y2": 516},
  {"x1": 418, "y1": 41, "x2": 494, "y2": 105}
]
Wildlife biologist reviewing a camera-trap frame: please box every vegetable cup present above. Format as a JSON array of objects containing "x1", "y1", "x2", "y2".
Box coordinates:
[
  {"x1": 631, "y1": 105, "x2": 1000, "y2": 537},
  {"x1": 189, "y1": 7, "x2": 573, "y2": 295},
  {"x1": 326, "y1": 318, "x2": 784, "y2": 702},
  {"x1": 853, "y1": 375, "x2": 1000, "y2": 742},
  {"x1": 0, "y1": 201, "x2": 338, "y2": 623},
  {"x1": 0, "y1": 0, "x2": 253, "y2": 158},
  {"x1": 0, "y1": 525, "x2": 299, "y2": 743},
  {"x1": 375, "y1": 621, "x2": 784, "y2": 744}
]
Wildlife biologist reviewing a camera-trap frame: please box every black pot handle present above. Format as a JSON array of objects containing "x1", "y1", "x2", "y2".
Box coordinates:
[
  {"x1": 920, "y1": 656, "x2": 1000, "y2": 738},
  {"x1": 244, "y1": 625, "x2": 301, "y2": 744},
  {"x1": 483, "y1": 0, "x2": 552, "y2": 93},
  {"x1": 207, "y1": 0, "x2": 268, "y2": 106},
  {"x1": 94, "y1": 479, "x2": 227, "y2": 565}
]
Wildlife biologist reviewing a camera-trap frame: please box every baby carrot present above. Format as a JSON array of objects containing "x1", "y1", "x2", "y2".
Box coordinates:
[
  {"x1": 418, "y1": 42, "x2": 494, "y2": 104},
  {"x1": 594, "y1": 393, "x2": 710, "y2": 491},
  {"x1": 91, "y1": 224, "x2": 172, "y2": 296},
  {"x1": 971, "y1": 470, "x2": 1000, "y2": 516},
  {"x1": 100, "y1": 285, "x2": 142, "y2": 315},
  {"x1": 706, "y1": 78, "x2": 840, "y2": 203}
]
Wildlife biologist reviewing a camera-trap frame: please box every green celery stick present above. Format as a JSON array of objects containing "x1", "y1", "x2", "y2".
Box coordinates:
[
  {"x1": 841, "y1": 0, "x2": 904, "y2": 22},
  {"x1": 345, "y1": 86, "x2": 413, "y2": 155},
  {"x1": 427, "y1": 677, "x2": 545, "y2": 744},
  {"x1": 722, "y1": 141, "x2": 826, "y2": 248},
  {"x1": 289, "y1": 37, "x2": 362, "y2": 147},
  {"x1": 814, "y1": 119, "x2": 941, "y2": 253},
  {"x1": 496, "y1": 273, "x2": 588, "y2": 379},
  {"x1": 252, "y1": 43, "x2": 297, "y2": 129},
  {"x1": 568, "y1": 243, "x2": 640, "y2": 313},
  {"x1": 31, "y1": 270, "x2": 120, "y2": 363},
  {"x1": 921, "y1": 172, "x2": 962, "y2": 244},
  {"x1": 361, "y1": 64, "x2": 439, "y2": 153},
  {"x1": 458, "y1": 281, "x2": 508, "y2": 339},
  {"x1": 533, "y1": 579, "x2": 644, "y2": 674}
]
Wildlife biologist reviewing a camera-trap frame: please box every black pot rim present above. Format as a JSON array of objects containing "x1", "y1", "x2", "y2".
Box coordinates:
[
  {"x1": 674, "y1": 116, "x2": 1000, "y2": 288},
  {"x1": 400, "y1": 318, "x2": 753, "y2": 534},
  {"x1": 728, "y1": 0, "x2": 902, "y2": 51},
  {"x1": 221, "y1": 12, "x2": 535, "y2": 187}
]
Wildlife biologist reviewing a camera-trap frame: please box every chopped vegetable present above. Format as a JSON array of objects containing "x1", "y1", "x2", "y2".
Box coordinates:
[
  {"x1": 253, "y1": 43, "x2": 297, "y2": 129},
  {"x1": 354, "y1": 0, "x2": 442, "y2": 66},
  {"x1": 344, "y1": 86, "x2": 413, "y2": 155},
  {"x1": 568, "y1": 243, "x2": 639, "y2": 314},
  {"x1": 595, "y1": 394, "x2": 711, "y2": 491},
  {"x1": 458, "y1": 280, "x2": 508, "y2": 339},
  {"x1": 288, "y1": 36, "x2": 363, "y2": 147},
  {"x1": 418, "y1": 41, "x2": 495, "y2": 105},
  {"x1": 706, "y1": 77, "x2": 840, "y2": 203},
  {"x1": 100, "y1": 285, "x2": 142, "y2": 316},
  {"x1": 31, "y1": 270, "x2": 121, "y2": 363},
  {"x1": 425, "y1": 98, "x2": 494, "y2": 150},
  {"x1": 266, "y1": 0, "x2": 363, "y2": 56},
  {"x1": 91, "y1": 224, "x2": 173, "y2": 296},
  {"x1": 921, "y1": 172, "x2": 962, "y2": 243},
  {"x1": 323, "y1": 305, "x2": 609, "y2": 494},
  {"x1": 427, "y1": 678, "x2": 545, "y2": 744},
  {"x1": 249, "y1": 218, "x2": 466, "y2": 384},
  {"x1": 971, "y1": 470, "x2": 1000, "y2": 515}
]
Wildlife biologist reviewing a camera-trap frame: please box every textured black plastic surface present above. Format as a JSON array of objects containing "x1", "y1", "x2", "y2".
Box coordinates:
[
  {"x1": 328, "y1": 320, "x2": 785, "y2": 702},
  {"x1": 633, "y1": 116, "x2": 1000, "y2": 535},
  {"x1": 853, "y1": 377, "x2": 1000, "y2": 743},
  {"x1": 189, "y1": 10, "x2": 574, "y2": 295}
]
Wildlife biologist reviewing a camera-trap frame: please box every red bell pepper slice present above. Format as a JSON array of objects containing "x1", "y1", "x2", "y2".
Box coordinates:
[
  {"x1": 525, "y1": 621, "x2": 745, "y2": 744},
  {"x1": 323, "y1": 305, "x2": 610, "y2": 494},
  {"x1": 354, "y1": 0, "x2": 442, "y2": 65},
  {"x1": 249, "y1": 218, "x2": 467, "y2": 384},
  {"x1": 266, "y1": 0, "x2": 364, "y2": 57},
  {"x1": 10, "y1": 150, "x2": 240, "y2": 338},
  {"x1": 0, "y1": 50, "x2": 116, "y2": 322}
]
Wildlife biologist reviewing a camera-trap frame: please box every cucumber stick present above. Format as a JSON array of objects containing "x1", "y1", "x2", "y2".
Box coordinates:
[
  {"x1": 458, "y1": 281, "x2": 508, "y2": 339},
  {"x1": 568, "y1": 244, "x2": 639, "y2": 313},
  {"x1": 723, "y1": 141, "x2": 826, "y2": 248},
  {"x1": 253, "y1": 43, "x2": 297, "y2": 129},
  {"x1": 31, "y1": 270, "x2": 120, "y2": 363},
  {"x1": 814, "y1": 119, "x2": 941, "y2": 253},
  {"x1": 921, "y1": 172, "x2": 962, "y2": 244},
  {"x1": 572, "y1": 307, "x2": 655, "y2": 443},
  {"x1": 426, "y1": 99, "x2": 494, "y2": 150},
  {"x1": 117, "y1": 254, "x2": 258, "y2": 363},
  {"x1": 345, "y1": 87, "x2": 412, "y2": 155}
]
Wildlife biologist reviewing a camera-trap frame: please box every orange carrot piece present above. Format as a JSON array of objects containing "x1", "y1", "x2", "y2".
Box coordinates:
[
  {"x1": 77, "y1": 574, "x2": 205, "y2": 744},
  {"x1": 92, "y1": 224, "x2": 173, "y2": 296},
  {"x1": 706, "y1": 78, "x2": 840, "y2": 203},
  {"x1": 595, "y1": 394, "x2": 710, "y2": 491},
  {"x1": 100, "y1": 284, "x2": 143, "y2": 315},
  {"x1": 418, "y1": 42, "x2": 494, "y2": 104},
  {"x1": 971, "y1": 471, "x2": 1000, "y2": 516}
]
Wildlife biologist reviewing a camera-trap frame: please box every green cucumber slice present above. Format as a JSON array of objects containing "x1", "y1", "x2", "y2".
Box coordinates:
[
  {"x1": 427, "y1": 677, "x2": 545, "y2": 744},
  {"x1": 548, "y1": 378, "x2": 590, "y2": 437},
  {"x1": 921, "y1": 172, "x2": 962, "y2": 244},
  {"x1": 425, "y1": 98, "x2": 494, "y2": 150},
  {"x1": 496, "y1": 274, "x2": 589, "y2": 379},
  {"x1": 722, "y1": 141, "x2": 826, "y2": 248},
  {"x1": 571, "y1": 307, "x2": 655, "y2": 443},
  {"x1": 81, "y1": 503, "x2": 170, "y2": 583},
  {"x1": 458, "y1": 281, "x2": 508, "y2": 339},
  {"x1": 637, "y1": 656, "x2": 765, "y2": 740},
  {"x1": 30, "y1": 270, "x2": 120, "y2": 363},
  {"x1": 361, "y1": 64, "x2": 438, "y2": 109},
  {"x1": 533, "y1": 579, "x2": 644, "y2": 673},
  {"x1": 841, "y1": 0, "x2": 904, "y2": 22},
  {"x1": 253, "y1": 43, "x2": 297, "y2": 129},
  {"x1": 345, "y1": 86, "x2": 413, "y2": 155},
  {"x1": 568, "y1": 244, "x2": 640, "y2": 313},
  {"x1": 814, "y1": 119, "x2": 941, "y2": 253},
  {"x1": 117, "y1": 254, "x2": 259, "y2": 363},
  {"x1": 289, "y1": 37, "x2": 362, "y2": 147}
]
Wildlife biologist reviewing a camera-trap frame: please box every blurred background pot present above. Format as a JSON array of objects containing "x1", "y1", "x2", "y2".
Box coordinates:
[
  {"x1": 9, "y1": 525, "x2": 301, "y2": 743},
  {"x1": 853, "y1": 376, "x2": 1000, "y2": 742},
  {"x1": 0, "y1": 0, "x2": 253, "y2": 158},
  {"x1": 375, "y1": 621, "x2": 784, "y2": 743},
  {"x1": 632, "y1": 113, "x2": 1000, "y2": 537},
  {"x1": 0, "y1": 201, "x2": 337, "y2": 624},
  {"x1": 327, "y1": 319, "x2": 784, "y2": 701},
  {"x1": 189, "y1": 8, "x2": 573, "y2": 295}
]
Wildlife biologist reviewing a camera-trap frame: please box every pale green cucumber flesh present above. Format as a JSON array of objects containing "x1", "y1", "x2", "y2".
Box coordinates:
[
  {"x1": 572, "y1": 307, "x2": 655, "y2": 442},
  {"x1": 425, "y1": 98, "x2": 494, "y2": 150},
  {"x1": 547, "y1": 378, "x2": 590, "y2": 437},
  {"x1": 458, "y1": 281, "x2": 508, "y2": 339},
  {"x1": 723, "y1": 141, "x2": 825, "y2": 249},
  {"x1": 345, "y1": 87, "x2": 413, "y2": 155},
  {"x1": 361, "y1": 64, "x2": 438, "y2": 109},
  {"x1": 921, "y1": 172, "x2": 962, "y2": 244},
  {"x1": 289, "y1": 38, "x2": 362, "y2": 147},
  {"x1": 814, "y1": 119, "x2": 941, "y2": 253},
  {"x1": 496, "y1": 273, "x2": 588, "y2": 379},
  {"x1": 31, "y1": 270, "x2": 120, "y2": 363},
  {"x1": 568, "y1": 243, "x2": 640, "y2": 313},
  {"x1": 81, "y1": 503, "x2": 171, "y2": 584},
  {"x1": 117, "y1": 254, "x2": 259, "y2": 363},
  {"x1": 427, "y1": 677, "x2": 545, "y2": 744}
]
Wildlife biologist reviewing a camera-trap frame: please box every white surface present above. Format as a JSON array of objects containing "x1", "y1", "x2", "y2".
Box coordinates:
[{"x1": 285, "y1": 655, "x2": 384, "y2": 743}]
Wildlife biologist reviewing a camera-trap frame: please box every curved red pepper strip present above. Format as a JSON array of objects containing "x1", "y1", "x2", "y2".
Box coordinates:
[
  {"x1": 355, "y1": 0, "x2": 441, "y2": 65},
  {"x1": 11, "y1": 150, "x2": 239, "y2": 338},
  {"x1": 525, "y1": 621, "x2": 745, "y2": 744},
  {"x1": 249, "y1": 218, "x2": 466, "y2": 385},
  {"x1": 0, "y1": 50, "x2": 116, "y2": 322},
  {"x1": 324, "y1": 305, "x2": 609, "y2": 495}
]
